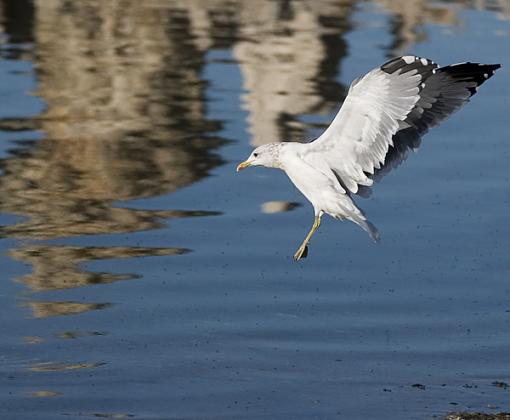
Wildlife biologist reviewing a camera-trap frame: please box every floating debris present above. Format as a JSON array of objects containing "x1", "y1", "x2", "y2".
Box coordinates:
[{"x1": 492, "y1": 381, "x2": 509, "y2": 390}]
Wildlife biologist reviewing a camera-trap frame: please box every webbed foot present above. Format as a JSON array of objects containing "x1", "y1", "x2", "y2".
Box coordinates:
[{"x1": 293, "y1": 245, "x2": 308, "y2": 261}]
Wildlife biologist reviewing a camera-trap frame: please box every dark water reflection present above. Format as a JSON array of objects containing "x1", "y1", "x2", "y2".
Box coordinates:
[{"x1": 1, "y1": 0, "x2": 510, "y2": 419}]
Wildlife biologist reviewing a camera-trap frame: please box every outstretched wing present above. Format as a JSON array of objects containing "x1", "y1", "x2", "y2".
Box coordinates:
[
  {"x1": 356, "y1": 127, "x2": 422, "y2": 198},
  {"x1": 306, "y1": 55, "x2": 500, "y2": 194}
]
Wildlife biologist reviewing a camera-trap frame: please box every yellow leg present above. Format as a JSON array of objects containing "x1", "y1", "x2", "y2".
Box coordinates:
[{"x1": 293, "y1": 215, "x2": 322, "y2": 261}]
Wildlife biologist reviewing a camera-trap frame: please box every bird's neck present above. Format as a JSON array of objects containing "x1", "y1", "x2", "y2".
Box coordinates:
[{"x1": 277, "y1": 142, "x2": 307, "y2": 170}]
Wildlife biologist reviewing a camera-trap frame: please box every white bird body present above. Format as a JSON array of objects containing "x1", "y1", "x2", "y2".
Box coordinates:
[
  {"x1": 237, "y1": 55, "x2": 500, "y2": 260},
  {"x1": 272, "y1": 142, "x2": 379, "y2": 240}
]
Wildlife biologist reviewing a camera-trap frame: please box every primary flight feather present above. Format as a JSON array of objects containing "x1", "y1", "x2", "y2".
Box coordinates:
[{"x1": 236, "y1": 55, "x2": 500, "y2": 261}]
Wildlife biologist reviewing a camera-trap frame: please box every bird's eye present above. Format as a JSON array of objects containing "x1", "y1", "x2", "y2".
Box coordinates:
[{"x1": 253, "y1": 153, "x2": 259, "y2": 158}]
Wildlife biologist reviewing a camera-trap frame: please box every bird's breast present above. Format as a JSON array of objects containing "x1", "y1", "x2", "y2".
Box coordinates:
[{"x1": 283, "y1": 154, "x2": 342, "y2": 210}]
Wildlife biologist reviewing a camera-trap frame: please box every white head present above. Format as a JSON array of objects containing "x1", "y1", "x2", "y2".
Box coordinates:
[{"x1": 236, "y1": 143, "x2": 282, "y2": 172}]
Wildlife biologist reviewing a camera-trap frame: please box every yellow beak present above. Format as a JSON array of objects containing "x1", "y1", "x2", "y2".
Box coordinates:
[{"x1": 236, "y1": 161, "x2": 251, "y2": 172}]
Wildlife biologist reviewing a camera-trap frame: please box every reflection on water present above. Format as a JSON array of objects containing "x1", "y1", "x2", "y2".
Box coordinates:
[
  {"x1": 25, "y1": 301, "x2": 112, "y2": 318},
  {"x1": 0, "y1": 0, "x2": 227, "y2": 317},
  {"x1": 55, "y1": 331, "x2": 107, "y2": 340},
  {"x1": 261, "y1": 201, "x2": 301, "y2": 214},
  {"x1": 378, "y1": 0, "x2": 510, "y2": 55},
  {"x1": 163, "y1": 0, "x2": 510, "y2": 146},
  {"x1": 232, "y1": 0, "x2": 353, "y2": 145},
  {"x1": 1, "y1": 0, "x2": 509, "y2": 418},
  {"x1": 29, "y1": 362, "x2": 106, "y2": 372},
  {"x1": 23, "y1": 336, "x2": 44, "y2": 344},
  {"x1": 377, "y1": 0, "x2": 461, "y2": 55},
  {"x1": 29, "y1": 390, "x2": 61, "y2": 398},
  {"x1": 0, "y1": 0, "x2": 34, "y2": 60},
  {"x1": 10, "y1": 245, "x2": 188, "y2": 292},
  {"x1": 73, "y1": 414, "x2": 134, "y2": 419}
]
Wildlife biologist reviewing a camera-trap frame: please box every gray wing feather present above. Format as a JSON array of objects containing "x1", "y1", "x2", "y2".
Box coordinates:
[{"x1": 401, "y1": 61, "x2": 500, "y2": 135}]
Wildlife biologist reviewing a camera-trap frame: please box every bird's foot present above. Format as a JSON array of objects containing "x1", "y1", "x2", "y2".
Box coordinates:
[{"x1": 293, "y1": 245, "x2": 308, "y2": 261}]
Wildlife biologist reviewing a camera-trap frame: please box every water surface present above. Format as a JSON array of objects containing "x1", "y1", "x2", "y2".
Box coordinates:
[{"x1": 1, "y1": 1, "x2": 510, "y2": 419}]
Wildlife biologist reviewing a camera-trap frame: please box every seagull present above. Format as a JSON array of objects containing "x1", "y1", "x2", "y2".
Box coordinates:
[{"x1": 236, "y1": 56, "x2": 500, "y2": 261}]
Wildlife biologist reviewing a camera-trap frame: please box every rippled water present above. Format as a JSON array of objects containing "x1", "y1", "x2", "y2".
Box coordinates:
[{"x1": 1, "y1": 1, "x2": 509, "y2": 419}]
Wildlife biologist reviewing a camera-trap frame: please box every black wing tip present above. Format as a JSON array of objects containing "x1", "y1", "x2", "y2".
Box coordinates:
[
  {"x1": 380, "y1": 55, "x2": 437, "y2": 75},
  {"x1": 441, "y1": 61, "x2": 501, "y2": 74},
  {"x1": 439, "y1": 61, "x2": 501, "y2": 96},
  {"x1": 381, "y1": 56, "x2": 501, "y2": 78},
  {"x1": 485, "y1": 63, "x2": 502, "y2": 78},
  {"x1": 488, "y1": 63, "x2": 502, "y2": 74}
]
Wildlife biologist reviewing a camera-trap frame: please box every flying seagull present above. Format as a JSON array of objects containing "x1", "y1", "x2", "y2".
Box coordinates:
[{"x1": 236, "y1": 56, "x2": 500, "y2": 261}]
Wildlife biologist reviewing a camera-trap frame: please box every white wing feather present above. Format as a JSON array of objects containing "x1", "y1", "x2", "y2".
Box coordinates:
[{"x1": 306, "y1": 64, "x2": 422, "y2": 193}]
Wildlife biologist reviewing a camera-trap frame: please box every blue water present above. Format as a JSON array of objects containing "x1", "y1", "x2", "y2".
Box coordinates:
[{"x1": 1, "y1": 1, "x2": 509, "y2": 419}]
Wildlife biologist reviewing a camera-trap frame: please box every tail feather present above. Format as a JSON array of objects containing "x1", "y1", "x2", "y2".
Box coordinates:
[
  {"x1": 350, "y1": 214, "x2": 380, "y2": 242},
  {"x1": 331, "y1": 195, "x2": 380, "y2": 242}
]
